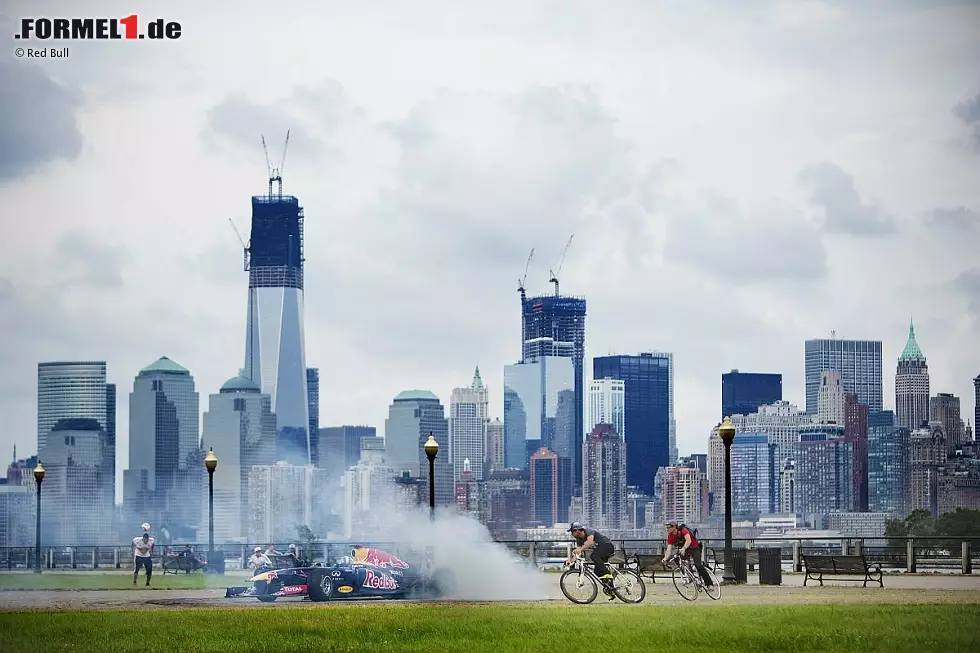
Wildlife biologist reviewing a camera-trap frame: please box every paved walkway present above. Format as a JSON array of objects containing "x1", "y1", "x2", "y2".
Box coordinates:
[{"x1": 0, "y1": 573, "x2": 977, "y2": 611}]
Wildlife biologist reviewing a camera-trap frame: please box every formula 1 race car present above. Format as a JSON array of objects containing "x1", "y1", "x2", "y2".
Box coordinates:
[{"x1": 224, "y1": 546, "x2": 456, "y2": 602}]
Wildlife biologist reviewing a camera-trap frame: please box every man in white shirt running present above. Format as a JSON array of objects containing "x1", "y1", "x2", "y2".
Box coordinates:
[
  {"x1": 248, "y1": 546, "x2": 273, "y2": 571},
  {"x1": 132, "y1": 532, "x2": 155, "y2": 586}
]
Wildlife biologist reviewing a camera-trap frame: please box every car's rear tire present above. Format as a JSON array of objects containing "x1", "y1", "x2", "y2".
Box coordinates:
[{"x1": 307, "y1": 571, "x2": 334, "y2": 602}]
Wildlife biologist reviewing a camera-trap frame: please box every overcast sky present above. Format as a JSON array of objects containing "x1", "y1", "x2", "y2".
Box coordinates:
[{"x1": 1, "y1": 0, "x2": 978, "y2": 493}]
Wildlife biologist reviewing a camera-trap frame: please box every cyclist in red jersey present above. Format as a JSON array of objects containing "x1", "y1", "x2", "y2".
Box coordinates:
[{"x1": 662, "y1": 522, "x2": 714, "y2": 587}]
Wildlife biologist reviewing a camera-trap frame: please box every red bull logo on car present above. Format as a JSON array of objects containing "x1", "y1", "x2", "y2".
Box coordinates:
[
  {"x1": 351, "y1": 547, "x2": 409, "y2": 569},
  {"x1": 363, "y1": 569, "x2": 398, "y2": 590}
]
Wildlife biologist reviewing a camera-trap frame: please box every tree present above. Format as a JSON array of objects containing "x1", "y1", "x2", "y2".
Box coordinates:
[
  {"x1": 885, "y1": 509, "x2": 980, "y2": 550},
  {"x1": 296, "y1": 524, "x2": 319, "y2": 548},
  {"x1": 934, "y1": 508, "x2": 980, "y2": 548}
]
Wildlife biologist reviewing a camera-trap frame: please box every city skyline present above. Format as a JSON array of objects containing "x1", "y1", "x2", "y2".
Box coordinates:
[{"x1": 2, "y1": 0, "x2": 979, "y2": 474}]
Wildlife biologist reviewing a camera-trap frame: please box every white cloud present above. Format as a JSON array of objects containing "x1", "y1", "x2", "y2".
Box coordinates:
[{"x1": 1, "y1": 0, "x2": 979, "y2": 489}]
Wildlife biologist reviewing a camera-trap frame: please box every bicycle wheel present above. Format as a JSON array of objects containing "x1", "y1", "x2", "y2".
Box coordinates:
[
  {"x1": 701, "y1": 567, "x2": 722, "y2": 600},
  {"x1": 560, "y1": 568, "x2": 598, "y2": 604},
  {"x1": 671, "y1": 565, "x2": 698, "y2": 601},
  {"x1": 612, "y1": 570, "x2": 646, "y2": 603}
]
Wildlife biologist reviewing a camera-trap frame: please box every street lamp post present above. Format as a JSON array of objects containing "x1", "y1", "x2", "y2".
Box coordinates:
[
  {"x1": 423, "y1": 434, "x2": 439, "y2": 521},
  {"x1": 33, "y1": 461, "x2": 45, "y2": 574},
  {"x1": 718, "y1": 416, "x2": 736, "y2": 585},
  {"x1": 204, "y1": 448, "x2": 217, "y2": 572}
]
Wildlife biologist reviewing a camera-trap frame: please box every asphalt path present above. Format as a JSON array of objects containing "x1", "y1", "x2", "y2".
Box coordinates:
[{"x1": 1, "y1": 573, "x2": 978, "y2": 611}]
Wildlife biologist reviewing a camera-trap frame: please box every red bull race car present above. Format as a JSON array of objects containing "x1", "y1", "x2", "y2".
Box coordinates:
[{"x1": 224, "y1": 546, "x2": 455, "y2": 602}]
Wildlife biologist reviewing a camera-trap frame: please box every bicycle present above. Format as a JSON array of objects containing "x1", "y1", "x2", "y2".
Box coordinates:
[
  {"x1": 666, "y1": 553, "x2": 721, "y2": 601},
  {"x1": 559, "y1": 552, "x2": 646, "y2": 604}
]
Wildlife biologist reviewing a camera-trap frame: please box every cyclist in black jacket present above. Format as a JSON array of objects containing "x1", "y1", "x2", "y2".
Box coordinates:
[{"x1": 566, "y1": 522, "x2": 616, "y2": 596}]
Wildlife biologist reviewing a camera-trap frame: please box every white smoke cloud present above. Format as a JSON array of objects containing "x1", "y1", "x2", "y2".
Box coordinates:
[{"x1": 355, "y1": 504, "x2": 552, "y2": 601}]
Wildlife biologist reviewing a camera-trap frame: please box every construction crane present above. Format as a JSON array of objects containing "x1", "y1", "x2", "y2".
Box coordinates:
[
  {"x1": 549, "y1": 234, "x2": 574, "y2": 297},
  {"x1": 517, "y1": 248, "x2": 535, "y2": 303},
  {"x1": 228, "y1": 217, "x2": 250, "y2": 271},
  {"x1": 261, "y1": 129, "x2": 290, "y2": 198},
  {"x1": 517, "y1": 248, "x2": 534, "y2": 362}
]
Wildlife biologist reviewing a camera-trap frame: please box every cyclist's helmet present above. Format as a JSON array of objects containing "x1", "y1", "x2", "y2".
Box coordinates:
[{"x1": 567, "y1": 522, "x2": 585, "y2": 532}]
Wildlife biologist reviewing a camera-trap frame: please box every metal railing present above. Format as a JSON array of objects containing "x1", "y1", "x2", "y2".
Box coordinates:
[{"x1": 1, "y1": 536, "x2": 976, "y2": 574}]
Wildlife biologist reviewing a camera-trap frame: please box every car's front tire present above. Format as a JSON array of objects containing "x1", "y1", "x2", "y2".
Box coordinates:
[{"x1": 307, "y1": 571, "x2": 334, "y2": 602}]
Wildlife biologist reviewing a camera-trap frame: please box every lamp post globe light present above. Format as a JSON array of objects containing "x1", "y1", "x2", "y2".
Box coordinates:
[
  {"x1": 204, "y1": 448, "x2": 217, "y2": 572},
  {"x1": 717, "y1": 416, "x2": 737, "y2": 585},
  {"x1": 423, "y1": 434, "x2": 439, "y2": 520},
  {"x1": 33, "y1": 461, "x2": 45, "y2": 574}
]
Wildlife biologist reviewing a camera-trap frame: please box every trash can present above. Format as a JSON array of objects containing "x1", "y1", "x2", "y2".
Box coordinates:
[
  {"x1": 758, "y1": 547, "x2": 782, "y2": 585},
  {"x1": 732, "y1": 547, "x2": 748, "y2": 583},
  {"x1": 206, "y1": 553, "x2": 225, "y2": 575}
]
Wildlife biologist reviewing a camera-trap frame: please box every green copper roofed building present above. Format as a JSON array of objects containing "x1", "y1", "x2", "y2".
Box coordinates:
[
  {"x1": 139, "y1": 356, "x2": 190, "y2": 374},
  {"x1": 896, "y1": 319, "x2": 930, "y2": 431},
  {"x1": 899, "y1": 319, "x2": 925, "y2": 361}
]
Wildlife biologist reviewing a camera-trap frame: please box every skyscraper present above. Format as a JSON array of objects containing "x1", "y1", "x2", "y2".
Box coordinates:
[
  {"x1": 844, "y1": 393, "x2": 869, "y2": 511},
  {"x1": 320, "y1": 425, "x2": 377, "y2": 481},
  {"x1": 529, "y1": 447, "x2": 571, "y2": 526},
  {"x1": 383, "y1": 390, "x2": 452, "y2": 507},
  {"x1": 37, "y1": 361, "x2": 109, "y2": 454},
  {"x1": 593, "y1": 353, "x2": 674, "y2": 495},
  {"x1": 200, "y1": 374, "x2": 277, "y2": 541},
  {"x1": 868, "y1": 410, "x2": 906, "y2": 515},
  {"x1": 484, "y1": 418, "x2": 504, "y2": 474},
  {"x1": 450, "y1": 367, "x2": 489, "y2": 482},
  {"x1": 306, "y1": 368, "x2": 319, "y2": 465},
  {"x1": 789, "y1": 437, "x2": 855, "y2": 517},
  {"x1": 587, "y1": 378, "x2": 626, "y2": 439},
  {"x1": 721, "y1": 370, "x2": 782, "y2": 420},
  {"x1": 818, "y1": 370, "x2": 846, "y2": 425},
  {"x1": 106, "y1": 383, "x2": 116, "y2": 503},
  {"x1": 582, "y1": 423, "x2": 627, "y2": 529},
  {"x1": 729, "y1": 433, "x2": 774, "y2": 518},
  {"x1": 37, "y1": 362, "x2": 115, "y2": 506},
  {"x1": 37, "y1": 418, "x2": 113, "y2": 545},
  {"x1": 973, "y1": 375, "x2": 979, "y2": 439},
  {"x1": 124, "y1": 356, "x2": 200, "y2": 535},
  {"x1": 906, "y1": 424, "x2": 946, "y2": 517},
  {"x1": 895, "y1": 320, "x2": 929, "y2": 431},
  {"x1": 242, "y1": 175, "x2": 310, "y2": 466},
  {"x1": 503, "y1": 356, "x2": 574, "y2": 468},
  {"x1": 660, "y1": 464, "x2": 708, "y2": 525},
  {"x1": 521, "y1": 293, "x2": 586, "y2": 490},
  {"x1": 929, "y1": 393, "x2": 963, "y2": 453},
  {"x1": 804, "y1": 337, "x2": 883, "y2": 414}
]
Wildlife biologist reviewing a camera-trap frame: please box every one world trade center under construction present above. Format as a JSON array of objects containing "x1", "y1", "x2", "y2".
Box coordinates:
[{"x1": 240, "y1": 133, "x2": 310, "y2": 465}]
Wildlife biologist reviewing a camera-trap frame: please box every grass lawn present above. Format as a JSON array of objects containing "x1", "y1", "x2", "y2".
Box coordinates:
[
  {"x1": 0, "y1": 603, "x2": 977, "y2": 653},
  {"x1": 0, "y1": 571, "x2": 240, "y2": 590}
]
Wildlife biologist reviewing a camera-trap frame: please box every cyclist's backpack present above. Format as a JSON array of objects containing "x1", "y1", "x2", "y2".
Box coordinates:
[{"x1": 678, "y1": 524, "x2": 699, "y2": 540}]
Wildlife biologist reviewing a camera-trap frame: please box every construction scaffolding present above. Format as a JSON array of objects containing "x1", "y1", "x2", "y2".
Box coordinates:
[{"x1": 247, "y1": 194, "x2": 305, "y2": 290}]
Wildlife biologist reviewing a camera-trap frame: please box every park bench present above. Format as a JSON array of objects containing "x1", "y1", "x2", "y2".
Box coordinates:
[
  {"x1": 161, "y1": 554, "x2": 204, "y2": 575},
  {"x1": 624, "y1": 553, "x2": 673, "y2": 583},
  {"x1": 584, "y1": 549, "x2": 670, "y2": 583},
  {"x1": 802, "y1": 554, "x2": 883, "y2": 588},
  {"x1": 708, "y1": 547, "x2": 760, "y2": 572}
]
